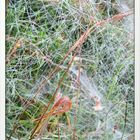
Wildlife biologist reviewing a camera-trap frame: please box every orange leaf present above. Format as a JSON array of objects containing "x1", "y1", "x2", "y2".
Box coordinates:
[
  {"x1": 52, "y1": 96, "x2": 72, "y2": 115},
  {"x1": 34, "y1": 95, "x2": 72, "y2": 121}
]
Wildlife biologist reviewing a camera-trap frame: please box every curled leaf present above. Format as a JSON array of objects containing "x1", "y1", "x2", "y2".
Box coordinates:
[
  {"x1": 52, "y1": 96, "x2": 72, "y2": 115},
  {"x1": 34, "y1": 94, "x2": 72, "y2": 121}
]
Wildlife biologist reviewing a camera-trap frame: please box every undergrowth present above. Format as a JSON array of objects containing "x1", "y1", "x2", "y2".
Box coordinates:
[{"x1": 6, "y1": 0, "x2": 134, "y2": 139}]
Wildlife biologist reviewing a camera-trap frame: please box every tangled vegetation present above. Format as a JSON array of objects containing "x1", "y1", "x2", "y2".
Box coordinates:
[{"x1": 6, "y1": 0, "x2": 134, "y2": 139}]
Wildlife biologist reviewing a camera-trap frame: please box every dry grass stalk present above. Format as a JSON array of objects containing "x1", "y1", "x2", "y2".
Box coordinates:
[
  {"x1": 30, "y1": 48, "x2": 80, "y2": 139},
  {"x1": 95, "y1": 10, "x2": 133, "y2": 27}
]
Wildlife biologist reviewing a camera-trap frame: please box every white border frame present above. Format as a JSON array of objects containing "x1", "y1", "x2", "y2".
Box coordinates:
[
  {"x1": 0, "y1": 0, "x2": 139, "y2": 139},
  {"x1": 135, "y1": 0, "x2": 140, "y2": 140},
  {"x1": 0, "y1": 0, "x2": 5, "y2": 140}
]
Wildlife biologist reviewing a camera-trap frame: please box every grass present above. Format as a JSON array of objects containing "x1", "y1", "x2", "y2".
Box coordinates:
[{"x1": 6, "y1": 0, "x2": 134, "y2": 139}]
